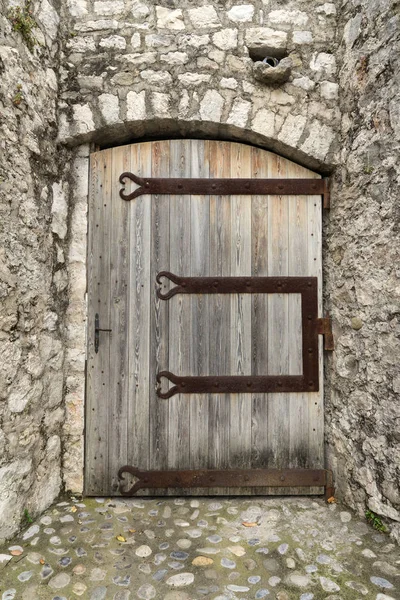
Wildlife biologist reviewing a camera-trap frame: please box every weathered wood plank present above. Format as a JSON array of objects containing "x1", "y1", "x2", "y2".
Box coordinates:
[
  {"x1": 308, "y1": 177, "x2": 324, "y2": 474},
  {"x1": 189, "y1": 140, "x2": 210, "y2": 481},
  {"x1": 167, "y1": 140, "x2": 191, "y2": 480},
  {"x1": 127, "y1": 143, "x2": 152, "y2": 475},
  {"x1": 267, "y1": 153, "x2": 290, "y2": 491},
  {"x1": 108, "y1": 145, "x2": 131, "y2": 494},
  {"x1": 251, "y1": 147, "x2": 270, "y2": 474},
  {"x1": 288, "y1": 161, "x2": 309, "y2": 472},
  {"x1": 229, "y1": 143, "x2": 252, "y2": 493},
  {"x1": 149, "y1": 141, "x2": 170, "y2": 473},
  {"x1": 85, "y1": 149, "x2": 112, "y2": 495},
  {"x1": 208, "y1": 141, "x2": 231, "y2": 495}
]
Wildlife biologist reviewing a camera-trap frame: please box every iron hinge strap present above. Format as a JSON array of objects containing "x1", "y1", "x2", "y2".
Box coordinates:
[
  {"x1": 118, "y1": 465, "x2": 335, "y2": 501},
  {"x1": 120, "y1": 172, "x2": 331, "y2": 208},
  {"x1": 317, "y1": 316, "x2": 334, "y2": 351}
]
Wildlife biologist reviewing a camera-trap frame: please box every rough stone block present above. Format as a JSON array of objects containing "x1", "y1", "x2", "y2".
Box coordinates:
[
  {"x1": 278, "y1": 113, "x2": 307, "y2": 146},
  {"x1": 227, "y1": 99, "x2": 251, "y2": 128},
  {"x1": 156, "y1": 7, "x2": 185, "y2": 30},
  {"x1": 227, "y1": 5, "x2": 255, "y2": 22},
  {"x1": 140, "y1": 70, "x2": 173, "y2": 86},
  {"x1": 300, "y1": 119, "x2": 335, "y2": 159},
  {"x1": 99, "y1": 35, "x2": 126, "y2": 49},
  {"x1": 252, "y1": 108, "x2": 277, "y2": 138},
  {"x1": 178, "y1": 73, "x2": 212, "y2": 86},
  {"x1": 310, "y1": 52, "x2": 337, "y2": 79},
  {"x1": 127, "y1": 90, "x2": 146, "y2": 121},
  {"x1": 213, "y1": 29, "x2": 238, "y2": 50},
  {"x1": 72, "y1": 104, "x2": 95, "y2": 136},
  {"x1": 268, "y1": 9, "x2": 309, "y2": 28},
  {"x1": 66, "y1": 0, "x2": 87, "y2": 17},
  {"x1": 151, "y1": 92, "x2": 171, "y2": 118},
  {"x1": 320, "y1": 80, "x2": 339, "y2": 100},
  {"x1": 51, "y1": 182, "x2": 68, "y2": 240},
  {"x1": 199, "y1": 89, "x2": 224, "y2": 122},
  {"x1": 292, "y1": 30, "x2": 313, "y2": 44},
  {"x1": 94, "y1": 1, "x2": 125, "y2": 15},
  {"x1": 253, "y1": 57, "x2": 292, "y2": 84},
  {"x1": 188, "y1": 6, "x2": 220, "y2": 29},
  {"x1": 245, "y1": 27, "x2": 287, "y2": 59},
  {"x1": 160, "y1": 52, "x2": 189, "y2": 65}
]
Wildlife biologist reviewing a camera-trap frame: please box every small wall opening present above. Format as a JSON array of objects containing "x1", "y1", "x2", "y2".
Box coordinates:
[{"x1": 248, "y1": 46, "x2": 288, "y2": 62}]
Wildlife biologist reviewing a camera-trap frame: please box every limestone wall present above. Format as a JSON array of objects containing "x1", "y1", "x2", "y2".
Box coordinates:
[
  {"x1": 1, "y1": 0, "x2": 399, "y2": 543},
  {"x1": 59, "y1": 0, "x2": 342, "y2": 495},
  {"x1": 0, "y1": 0, "x2": 64, "y2": 542},
  {"x1": 326, "y1": 0, "x2": 400, "y2": 540},
  {"x1": 59, "y1": 0, "x2": 339, "y2": 169}
]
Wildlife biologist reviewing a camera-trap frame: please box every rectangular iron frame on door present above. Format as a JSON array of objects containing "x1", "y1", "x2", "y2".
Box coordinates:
[{"x1": 155, "y1": 272, "x2": 326, "y2": 397}]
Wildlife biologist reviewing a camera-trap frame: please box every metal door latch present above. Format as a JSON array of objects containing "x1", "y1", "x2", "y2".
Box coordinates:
[{"x1": 95, "y1": 313, "x2": 112, "y2": 353}]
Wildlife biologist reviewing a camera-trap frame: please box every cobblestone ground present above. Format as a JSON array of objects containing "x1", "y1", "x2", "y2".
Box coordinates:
[{"x1": 0, "y1": 496, "x2": 399, "y2": 600}]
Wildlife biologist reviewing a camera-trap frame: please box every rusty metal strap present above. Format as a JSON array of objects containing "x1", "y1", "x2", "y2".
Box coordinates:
[
  {"x1": 118, "y1": 465, "x2": 333, "y2": 497},
  {"x1": 155, "y1": 273, "x2": 320, "y2": 398},
  {"x1": 157, "y1": 372, "x2": 315, "y2": 399},
  {"x1": 156, "y1": 271, "x2": 317, "y2": 300},
  {"x1": 120, "y1": 172, "x2": 330, "y2": 208}
]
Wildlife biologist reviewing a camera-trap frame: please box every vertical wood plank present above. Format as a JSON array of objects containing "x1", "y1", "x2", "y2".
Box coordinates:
[
  {"x1": 308, "y1": 183, "x2": 324, "y2": 474},
  {"x1": 167, "y1": 140, "x2": 191, "y2": 478},
  {"x1": 127, "y1": 143, "x2": 152, "y2": 474},
  {"x1": 267, "y1": 154, "x2": 290, "y2": 484},
  {"x1": 251, "y1": 147, "x2": 270, "y2": 471},
  {"x1": 189, "y1": 140, "x2": 210, "y2": 479},
  {"x1": 229, "y1": 143, "x2": 252, "y2": 491},
  {"x1": 208, "y1": 141, "x2": 231, "y2": 495},
  {"x1": 109, "y1": 145, "x2": 131, "y2": 494},
  {"x1": 149, "y1": 141, "x2": 170, "y2": 472},
  {"x1": 85, "y1": 150, "x2": 112, "y2": 495},
  {"x1": 288, "y1": 161, "x2": 309, "y2": 471}
]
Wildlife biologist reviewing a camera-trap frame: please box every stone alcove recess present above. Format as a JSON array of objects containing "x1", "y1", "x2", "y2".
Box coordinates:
[{"x1": 1, "y1": 0, "x2": 399, "y2": 544}]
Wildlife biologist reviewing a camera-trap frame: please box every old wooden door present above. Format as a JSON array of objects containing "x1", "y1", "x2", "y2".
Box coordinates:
[{"x1": 86, "y1": 140, "x2": 325, "y2": 496}]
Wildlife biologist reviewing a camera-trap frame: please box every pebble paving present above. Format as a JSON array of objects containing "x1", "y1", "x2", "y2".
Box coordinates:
[{"x1": 0, "y1": 496, "x2": 399, "y2": 599}]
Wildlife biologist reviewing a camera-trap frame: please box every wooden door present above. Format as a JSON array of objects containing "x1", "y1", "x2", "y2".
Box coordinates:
[{"x1": 86, "y1": 140, "x2": 324, "y2": 496}]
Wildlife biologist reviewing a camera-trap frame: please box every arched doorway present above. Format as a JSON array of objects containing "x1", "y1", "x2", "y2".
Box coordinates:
[{"x1": 86, "y1": 140, "x2": 330, "y2": 497}]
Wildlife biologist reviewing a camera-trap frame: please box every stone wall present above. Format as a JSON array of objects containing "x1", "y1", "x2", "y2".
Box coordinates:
[
  {"x1": 325, "y1": 0, "x2": 400, "y2": 540},
  {"x1": 0, "y1": 0, "x2": 65, "y2": 542},
  {"x1": 59, "y1": 0, "x2": 342, "y2": 494},
  {"x1": 1, "y1": 0, "x2": 399, "y2": 543},
  {"x1": 59, "y1": 0, "x2": 339, "y2": 171}
]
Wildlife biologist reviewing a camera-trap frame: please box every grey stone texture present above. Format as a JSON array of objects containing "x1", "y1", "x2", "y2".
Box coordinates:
[
  {"x1": 0, "y1": 0, "x2": 399, "y2": 544},
  {"x1": 325, "y1": 0, "x2": 400, "y2": 543},
  {"x1": 0, "y1": 0, "x2": 65, "y2": 543}
]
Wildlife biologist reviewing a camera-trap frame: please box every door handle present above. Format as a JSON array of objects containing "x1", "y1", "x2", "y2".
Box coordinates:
[{"x1": 94, "y1": 313, "x2": 112, "y2": 353}]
